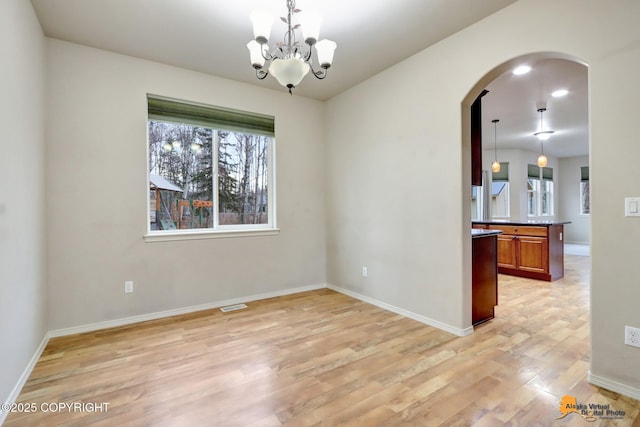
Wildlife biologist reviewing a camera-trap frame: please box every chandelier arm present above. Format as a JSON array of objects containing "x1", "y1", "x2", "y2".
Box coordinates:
[
  {"x1": 301, "y1": 42, "x2": 313, "y2": 62},
  {"x1": 260, "y1": 43, "x2": 285, "y2": 61},
  {"x1": 260, "y1": 47, "x2": 274, "y2": 61},
  {"x1": 310, "y1": 64, "x2": 328, "y2": 80},
  {"x1": 255, "y1": 69, "x2": 269, "y2": 80}
]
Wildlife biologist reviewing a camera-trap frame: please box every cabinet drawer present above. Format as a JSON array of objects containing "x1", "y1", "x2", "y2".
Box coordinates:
[{"x1": 487, "y1": 225, "x2": 548, "y2": 237}]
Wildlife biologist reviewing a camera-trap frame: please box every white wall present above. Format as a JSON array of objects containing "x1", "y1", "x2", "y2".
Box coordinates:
[
  {"x1": 0, "y1": 0, "x2": 48, "y2": 408},
  {"x1": 558, "y1": 156, "x2": 590, "y2": 244},
  {"x1": 325, "y1": 0, "x2": 640, "y2": 394},
  {"x1": 46, "y1": 40, "x2": 327, "y2": 330}
]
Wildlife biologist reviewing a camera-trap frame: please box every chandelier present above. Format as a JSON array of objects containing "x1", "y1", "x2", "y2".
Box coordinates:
[{"x1": 247, "y1": 0, "x2": 337, "y2": 94}]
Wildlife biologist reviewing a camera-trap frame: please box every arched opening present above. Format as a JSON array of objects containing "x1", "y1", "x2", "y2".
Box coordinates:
[{"x1": 462, "y1": 52, "x2": 590, "y2": 331}]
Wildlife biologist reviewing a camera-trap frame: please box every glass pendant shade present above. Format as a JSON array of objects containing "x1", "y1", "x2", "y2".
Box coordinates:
[
  {"x1": 537, "y1": 154, "x2": 548, "y2": 167},
  {"x1": 491, "y1": 161, "x2": 501, "y2": 173},
  {"x1": 315, "y1": 39, "x2": 337, "y2": 68},
  {"x1": 247, "y1": 41, "x2": 266, "y2": 68},
  {"x1": 301, "y1": 12, "x2": 322, "y2": 45},
  {"x1": 269, "y1": 58, "x2": 310, "y2": 88},
  {"x1": 250, "y1": 9, "x2": 273, "y2": 44}
]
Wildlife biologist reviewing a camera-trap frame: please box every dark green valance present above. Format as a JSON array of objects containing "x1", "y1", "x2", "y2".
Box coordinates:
[
  {"x1": 147, "y1": 95, "x2": 275, "y2": 137},
  {"x1": 492, "y1": 162, "x2": 509, "y2": 182},
  {"x1": 528, "y1": 164, "x2": 553, "y2": 180},
  {"x1": 581, "y1": 166, "x2": 589, "y2": 182}
]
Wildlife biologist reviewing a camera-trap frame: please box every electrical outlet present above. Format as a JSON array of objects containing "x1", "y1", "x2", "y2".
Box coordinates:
[
  {"x1": 124, "y1": 281, "x2": 134, "y2": 294},
  {"x1": 625, "y1": 326, "x2": 640, "y2": 348},
  {"x1": 362, "y1": 266, "x2": 368, "y2": 277}
]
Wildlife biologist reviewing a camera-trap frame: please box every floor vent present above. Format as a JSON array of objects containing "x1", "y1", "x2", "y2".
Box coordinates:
[{"x1": 220, "y1": 303, "x2": 248, "y2": 313}]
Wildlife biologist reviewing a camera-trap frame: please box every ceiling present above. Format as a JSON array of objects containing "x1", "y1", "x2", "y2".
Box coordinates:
[
  {"x1": 30, "y1": 0, "x2": 588, "y2": 158},
  {"x1": 482, "y1": 57, "x2": 589, "y2": 159}
]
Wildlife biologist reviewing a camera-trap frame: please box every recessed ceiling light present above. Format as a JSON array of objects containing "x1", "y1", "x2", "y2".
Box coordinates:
[
  {"x1": 513, "y1": 65, "x2": 531, "y2": 75},
  {"x1": 552, "y1": 89, "x2": 569, "y2": 97}
]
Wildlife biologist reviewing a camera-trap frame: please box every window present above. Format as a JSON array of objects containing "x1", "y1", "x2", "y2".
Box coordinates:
[
  {"x1": 541, "y1": 178, "x2": 554, "y2": 215},
  {"x1": 527, "y1": 164, "x2": 553, "y2": 216},
  {"x1": 491, "y1": 162, "x2": 510, "y2": 218},
  {"x1": 527, "y1": 177, "x2": 539, "y2": 216},
  {"x1": 147, "y1": 95, "x2": 276, "y2": 236},
  {"x1": 471, "y1": 185, "x2": 482, "y2": 221},
  {"x1": 580, "y1": 166, "x2": 590, "y2": 215}
]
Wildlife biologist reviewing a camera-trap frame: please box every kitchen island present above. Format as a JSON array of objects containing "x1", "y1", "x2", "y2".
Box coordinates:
[
  {"x1": 473, "y1": 221, "x2": 570, "y2": 281},
  {"x1": 472, "y1": 229, "x2": 501, "y2": 326}
]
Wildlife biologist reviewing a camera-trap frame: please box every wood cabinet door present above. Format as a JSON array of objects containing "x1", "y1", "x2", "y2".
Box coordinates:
[
  {"x1": 497, "y1": 235, "x2": 517, "y2": 269},
  {"x1": 472, "y1": 235, "x2": 498, "y2": 325},
  {"x1": 517, "y1": 236, "x2": 548, "y2": 273}
]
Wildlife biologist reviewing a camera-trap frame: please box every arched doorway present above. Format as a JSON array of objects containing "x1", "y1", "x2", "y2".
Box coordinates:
[{"x1": 462, "y1": 52, "x2": 590, "y2": 329}]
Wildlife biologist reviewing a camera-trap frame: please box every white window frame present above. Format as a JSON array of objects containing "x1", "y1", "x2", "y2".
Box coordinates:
[
  {"x1": 527, "y1": 165, "x2": 554, "y2": 217},
  {"x1": 144, "y1": 97, "x2": 278, "y2": 242},
  {"x1": 541, "y1": 179, "x2": 554, "y2": 216},
  {"x1": 527, "y1": 178, "x2": 539, "y2": 217},
  {"x1": 471, "y1": 185, "x2": 483, "y2": 221},
  {"x1": 491, "y1": 162, "x2": 510, "y2": 219}
]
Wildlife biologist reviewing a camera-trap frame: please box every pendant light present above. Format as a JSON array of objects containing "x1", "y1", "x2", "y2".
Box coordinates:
[
  {"x1": 537, "y1": 140, "x2": 548, "y2": 167},
  {"x1": 534, "y1": 107, "x2": 552, "y2": 167},
  {"x1": 491, "y1": 119, "x2": 500, "y2": 173}
]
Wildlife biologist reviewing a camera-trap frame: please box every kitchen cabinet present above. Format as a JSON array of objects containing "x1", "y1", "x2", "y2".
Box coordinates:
[
  {"x1": 473, "y1": 221, "x2": 569, "y2": 281},
  {"x1": 472, "y1": 229, "x2": 500, "y2": 326},
  {"x1": 470, "y1": 90, "x2": 488, "y2": 187}
]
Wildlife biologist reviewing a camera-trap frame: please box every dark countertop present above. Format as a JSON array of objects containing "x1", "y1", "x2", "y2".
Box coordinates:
[
  {"x1": 471, "y1": 229, "x2": 503, "y2": 238},
  {"x1": 473, "y1": 220, "x2": 571, "y2": 226}
]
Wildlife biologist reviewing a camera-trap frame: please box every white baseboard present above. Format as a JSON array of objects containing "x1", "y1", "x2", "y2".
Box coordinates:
[
  {"x1": 588, "y1": 372, "x2": 640, "y2": 401},
  {"x1": 0, "y1": 333, "x2": 49, "y2": 425},
  {"x1": 327, "y1": 284, "x2": 473, "y2": 337},
  {"x1": 48, "y1": 283, "x2": 326, "y2": 338}
]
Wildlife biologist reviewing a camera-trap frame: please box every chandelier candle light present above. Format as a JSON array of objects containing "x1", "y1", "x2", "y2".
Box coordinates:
[
  {"x1": 534, "y1": 107, "x2": 553, "y2": 167},
  {"x1": 247, "y1": 0, "x2": 337, "y2": 94}
]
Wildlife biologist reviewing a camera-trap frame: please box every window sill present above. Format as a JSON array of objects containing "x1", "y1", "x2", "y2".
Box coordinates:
[{"x1": 144, "y1": 228, "x2": 280, "y2": 243}]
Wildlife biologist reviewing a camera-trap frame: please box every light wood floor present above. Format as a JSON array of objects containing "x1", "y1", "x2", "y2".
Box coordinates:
[{"x1": 5, "y1": 255, "x2": 640, "y2": 426}]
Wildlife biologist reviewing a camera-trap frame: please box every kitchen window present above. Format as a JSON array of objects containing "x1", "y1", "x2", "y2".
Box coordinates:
[
  {"x1": 580, "y1": 166, "x2": 590, "y2": 215},
  {"x1": 527, "y1": 164, "x2": 553, "y2": 217},
  {"x1": 146, "y1": 95, "x2": 276, "y2": 239},
  {"x1": 491, "y1": 162, "x2": 510, "y2": 218}
]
